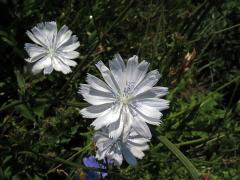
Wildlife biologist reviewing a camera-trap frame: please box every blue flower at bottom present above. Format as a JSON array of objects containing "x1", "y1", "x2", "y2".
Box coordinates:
[{"x1": 83, "y1": 156, "x2": 109, "y2": 180}]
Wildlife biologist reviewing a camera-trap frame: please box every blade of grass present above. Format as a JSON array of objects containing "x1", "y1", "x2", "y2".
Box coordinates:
[
  {"x1": 0, "y1": 100, "x2": 22, "y2": 113},
  {"x1": 158, "y1": 136, "x2": 200, "y2": 180}
]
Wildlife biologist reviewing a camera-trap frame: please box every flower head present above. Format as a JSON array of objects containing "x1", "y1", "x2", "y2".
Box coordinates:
[
  {"x1": 80, "y1": 54, "x2": 169, "y2": 140},
  {"x1": 24, "y1": 21, "x2": 80, "y2": 74},
  {"x1": 82, "y1": 156, "x2": 110, "y2": 179},
  {"x1": 94, "y1": 128, "x2": 149, "y2": 166}
]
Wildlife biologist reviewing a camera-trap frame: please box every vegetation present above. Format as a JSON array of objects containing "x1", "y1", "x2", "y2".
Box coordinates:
[{"x1": 0, "y1": 0, "x2": 240, "y2": 179}]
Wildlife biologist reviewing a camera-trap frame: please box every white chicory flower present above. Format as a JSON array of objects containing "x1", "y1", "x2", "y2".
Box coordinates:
[
  {"x1": 80, "y1": 54, "x2": 169, "y2": 140},
  {"x1": 24, "y1": 21, "x2": 80, "y2": 74},
  {"x1": 94, "y1": 128, "x2": 150, "y2": 166}
]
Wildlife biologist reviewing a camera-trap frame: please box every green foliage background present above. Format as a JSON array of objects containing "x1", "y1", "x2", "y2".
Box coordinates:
[{"x1": 0, "y1": 0, "x2": 240, "y2": 179}]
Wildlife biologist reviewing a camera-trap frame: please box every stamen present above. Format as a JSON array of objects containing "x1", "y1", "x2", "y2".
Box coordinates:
[
  {"x1": 121, "y1": 96, "x2": 129, "y2": 105},
  {"x1": 118, "y1": 82, "x2": 135, "y2": 105}
]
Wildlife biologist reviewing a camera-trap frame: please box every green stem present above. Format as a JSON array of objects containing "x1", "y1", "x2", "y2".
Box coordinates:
[
  {"x1": 215, "y1": 76, "x2": 240, "y2": 92},
  {"x1": 213, "y1": 23, "x2": 240, "y2": 34},
  {"x1": 175, "y1": 137, "x2": 208, "y2": 147},
  {"x1": 175, "y1": 134, "x2": 225, "y2": 147}
]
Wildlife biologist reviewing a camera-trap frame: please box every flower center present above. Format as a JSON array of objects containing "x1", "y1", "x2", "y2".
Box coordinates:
[
  {"x1": 48, "y1": 48, "x2": 55, "y2": 57},
  {"x1": 120, "y1": 96, "x2": 129, "y2": 105},
  {"x1": 118, "y1": 82, "x2": 135, "y2": 105}
]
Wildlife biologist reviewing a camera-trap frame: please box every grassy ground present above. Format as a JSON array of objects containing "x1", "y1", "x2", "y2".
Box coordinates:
[{"x1": 0, "y1": 0, "x2": 240, "y2": 179}]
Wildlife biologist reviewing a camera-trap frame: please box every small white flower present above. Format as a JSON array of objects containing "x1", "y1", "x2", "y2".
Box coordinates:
[
  {"x1": 94, "y1": 128, "x2": 149, "y2": 166},
  {"x1": 79, "y1": 54, "x2": 169, "y2": 139},
  {"x1": 24, "y1": 21, "x2": 80, "y2": 74}
]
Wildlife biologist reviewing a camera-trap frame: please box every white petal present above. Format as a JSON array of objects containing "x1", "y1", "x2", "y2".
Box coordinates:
[
  {"x1": 128, "y1": 135, "x2": 150, "y2": 145},
  {"x1": 109, "y1": 54, "x2": 126, "y2": 91},
  {"x1": 152, "y1": 86, "x2": 169, "y2": 97},
  {"x1": 91, "y1": 104, "x2": 121, "y2": 130},
  {"x1": 94, "y1": 131, "x2": 113, "y2": 160},
  {"x1": 133, "y1": 70, "x2": 161, "y2": 95},
  {"x1": 44, "y1": 21, "x2": 58, "y2": 47},
  {"x1": 43, "y1": 65, "x2": 53, "y2": 74},
  {"x1": 125, "y1": 56, "x2": 150, "y2": 89},
  {"x1": 93, "y1": 129, "x2": 109, "y2": 143},
  {"x1": 32, "y1": 57, "x2": 51, "y2": 74},
  {"x1": 80, "y1": 94, "x2": 115, "y2": 105},
  {"x1": 56, "y1": 25, "x2": 68, "y2": 41},
  {"x1": 133, "y1": 98, "x2": 170, "y2": 111},
  {"x1": 57, "y1": 51, "x2": 79, "y2": 59},
  {"x1": 57, "y1": 55, "x2": 77, "y2": 67},
  {"x1": 96, "y1": 61, "x2": 120, "y2": 94},
  {"x1": 25, "y1": 54, "x2": 45, "y2": 63},
  {"x1": 52, "y1": 57, "x2": 72, "y2": 74},
  {"x1": 136, "y1": 104, "x2": 162, "y2": 119},
  {"x1": 134, "y1": 60, "x2": 150, "y2": 87},
  {"x1": 131, "y1": 117, "x2": 152, "y2": 139},
  {"x1": 59, "y1": 41, "x2": 80, "y2": 52},
  {"x1": 79, "y1": 84, "x2": 115, "y2": 105},
  {"x1": 80, "y1": 103, "x2": 113, "y2": 118},
  {"x1": 24, "y1": 43, "x2": 47, "y2": 58},
  {"x1": 114, "y1": 53, "x2": 125, "y2": 69},
  {"x1": 128, "y1": 146, "x2": 145, "y2": 159},
  {"x1": 121, "y1": 144, "x2": 137, "y2": 166},
  {"x1": 96, "y1": 141, "x2": 113, "y2": 158},
  {"x1": 108, "y1": 116, "x2": 124, "y2": 140},
  {"x1": 58, "y1": 34, "x2": 78, "y2": 48},
  {"x1": 94, "y1": 130, "x2": 111, "y2": 149},
  {"x1": 127, "y1": 131, "x2": 150, "y2": 151},
  {"x1": 26, "y1": 30, "x2": 47, "y2": 47},
  {"x1": 133, "y1": 90, "x2": 156, "y2": 100},
  {"x1": 31, "y1": 24, "x2": 49, "y2": 47},
  {"x1": 131, "y1": 106, "x2": 161, "y2": 125},
  {"x1": 122, "y1": 107, "x2": 132, "y2": 142},
  {"x1": 86, "y1": 74, "x2": 112, "y2": 93},
  {"x1": 56, "y1": 25, "x2": 72, "y2": 48},
  {"x1": 96, "y1": 150, "x2": 104, "y2": 160},
  {"x1": 126, "y1": 55, "x2": 139, "y2": 83},
  {"x1": 108, "y1": 145, "x2": 123, "y2": 166},
  {"x1": 96, "y1": 144, "x2": 112, "y2": 160},
  {"x1": 67, "y1": 35, "x2": 78, "y2": 44}
]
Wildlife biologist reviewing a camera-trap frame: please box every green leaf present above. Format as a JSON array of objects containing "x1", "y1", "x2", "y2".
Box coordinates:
[
  {"x1": 3, "y1": 155, "x2": 12, "y2": 165},
  {"x1": 33, "y1": 175, "x2": 42, "y2": 180},
  {"x1": 158, "y1": 136, "x2": 200, "y2": 180},
  {"x1": 3, "y1": 166, "x2": 12, "y2": 178},
  {"x1": 0, "y1": 168, "x2": 4, "y2": 180},
  {"x1": 33, "y1": 105, "x2": 45, "y2": 118},
  {"x1": 12, "y1": 175, "x2": 21, "y2": 180},
  {"x1": 15, "y1": 104, "x2": 35, "y2": 120},
  {"x1": 0, "y1": 100, "x2": 22, "y2": 113},
  {"x1": 15, "y1": 70, "x2": 26, "y2": 95}
]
